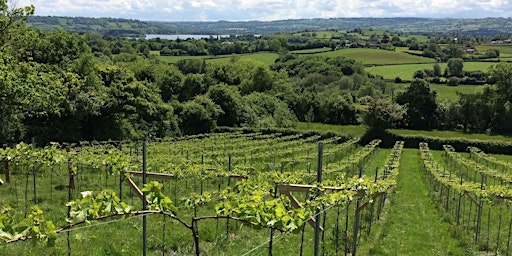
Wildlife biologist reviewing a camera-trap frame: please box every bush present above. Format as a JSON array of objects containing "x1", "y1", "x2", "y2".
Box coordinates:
[
  {"x1": 428, "y1": 76, "x2": 442, "y2": 84},
  {"x1": 447, "y1": 76, "x2": 459, "y2": 86},
  {"x1": 394, "y1": 76, "x2": 403, "y2": 83}
]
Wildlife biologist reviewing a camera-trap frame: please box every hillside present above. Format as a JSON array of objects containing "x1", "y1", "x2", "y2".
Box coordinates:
[{"x1": 27, "y1": 16, "x2": 512, "y2": 36}]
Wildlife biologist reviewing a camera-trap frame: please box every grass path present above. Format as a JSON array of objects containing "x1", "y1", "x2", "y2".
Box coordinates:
[{"x1": 358, "y1": 149, "x2": 469, "y2": 255}]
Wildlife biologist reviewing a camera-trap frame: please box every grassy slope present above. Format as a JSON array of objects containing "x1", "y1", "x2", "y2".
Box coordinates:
[
  {"x1": 358, "y1": 148, "x2": 469, "y2": 255},
  {"x1": 389, "y1": 128, "x2": 512, "y2": 143},
  {"x1": 367, "y1": 62, "x2": 498, "y2": 80},
  {"x1": 296, "y1": 122, "x2": 512, "y2": 143},
  {"x1": 391, "y1": 83, "x2": 488, "y2": 101},
  {"x1": 317, "y1": 48, "x2": 435, "y2": 65},
  {"x1": 155, "y1": 52, "x2": 279, "y2": 65}
]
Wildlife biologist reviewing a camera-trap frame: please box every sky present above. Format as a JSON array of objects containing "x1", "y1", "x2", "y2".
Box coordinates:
[{"x1": 15, "y1": 0, "x2": 512, "y2": 21}]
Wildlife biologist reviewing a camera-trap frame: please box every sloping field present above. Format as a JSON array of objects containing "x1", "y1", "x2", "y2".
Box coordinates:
[
  {"x1": 317, "y1": 48, "x2": 436, "y2": 65},
  {"x1": 156, "y1": 52, "x2": 279, "y2": 65},
  {"x1": 392, "y1": 83, "x2": 488, "y2": 101},
  {"x1": 367, "y1": 62, "x2": 498, "y2": 80}
]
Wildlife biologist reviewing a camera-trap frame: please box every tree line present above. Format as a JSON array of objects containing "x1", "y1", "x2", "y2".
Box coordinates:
[{"x1": 2, "y1": 1, "x2": 512, "y2": 145}]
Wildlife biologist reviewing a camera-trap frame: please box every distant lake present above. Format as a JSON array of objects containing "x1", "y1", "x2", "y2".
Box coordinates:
[{"x1": 144, "y1": 34, "x2": 230, "y2": 40}]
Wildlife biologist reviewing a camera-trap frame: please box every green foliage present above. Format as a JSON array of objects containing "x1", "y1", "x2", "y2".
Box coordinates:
[
  {"x1": 396, "y1": 79, "x2": 438, "y2": 129},
  {"x1": 362, "y1": 98, "x2": 404, "y2": 131},
  {"x1": 0, "y1": 0, "x2": 34, "y2": 47},
  {"x1": 67, "y1": 190, "x2": 133, "y2": 222},
  {"x1": 207, "y1": 84, "x2": 243, "y2": 127},
  {"x1": 176, "y1": 95, "x2": 223, "y2": 135},
  {"x1": 447, "y1": 76, "x2": 460, "y2": 86},
  {"x1": 413, "y1": 69, "x2": 426, "y2": 79},
  {"x1": 433, "y1": 63, "x2": 442, "y2": 77},
  {"x1": 447, "y1": 58, "x2": 464, "y2": 77},
  {"x1": 242, "y1": 92, "x2": 297, "y2": 128},
  {"x1": 141, "y1": 182, "x2": 177, "y2": 213}
]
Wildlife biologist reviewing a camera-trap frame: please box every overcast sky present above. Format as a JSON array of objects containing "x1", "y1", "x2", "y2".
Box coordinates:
[{"x1": 15, "y1": 0, "x2": 512, "y2": 21}]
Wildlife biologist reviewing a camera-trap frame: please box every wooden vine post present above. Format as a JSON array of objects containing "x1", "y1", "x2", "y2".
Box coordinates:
[
  {"x1": 313, "y1": 141, "x2": 324, "y2": 256},
  {"x1": 142, "y1": 140, "x2": 148, "y2": 256}
]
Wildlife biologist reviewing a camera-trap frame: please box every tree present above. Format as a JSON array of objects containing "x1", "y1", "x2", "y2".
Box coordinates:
[
  {"x1": 155, "y1": 65, "x2": 183, "y2": 102},
  {"x1": 489, "y1": 63, "x2": 512, "y2": 103},
  {"x1": 447, "y1": 76, "x2": 459, "y2": 86},
  {"x1": 413, "y1": 69, "x2": 426, "y2": 79},
  {"x1": 242, "y1": 92, "x2": 297, "y2": 128},
  {"x1": 207, "y1": 84, "x2": 243, "y2": 127},
  {"x1": 177, "y1": 95, "x2": 222, "y2": 135},
  {"x1": 318, "y1": 93, "x2": 357, "y2": 125},
  {"x1": 433, "y1": 63, "x2": 442, "y2": 77},
  {"x1": 0, "y1": 0, "x2": 34, "y2": 48},
  {"x1": 447, "y1": 58, "x2": 464, "y2": 77},
  {"x1": 362, "y1": 98, "x2": 404, "y2": 131},
  {"x1": 396, "y1": 79, "x2": 438, "y2": 129}
]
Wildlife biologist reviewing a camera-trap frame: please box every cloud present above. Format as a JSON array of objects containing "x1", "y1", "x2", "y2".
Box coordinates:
[{"x1": 15, "y1": 0, "x2": 512, "y2": 21}]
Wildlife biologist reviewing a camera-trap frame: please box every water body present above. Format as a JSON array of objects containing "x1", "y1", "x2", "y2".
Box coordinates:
[{"x1": 144, "y1": 34, "x2": 230, "y2": 40}]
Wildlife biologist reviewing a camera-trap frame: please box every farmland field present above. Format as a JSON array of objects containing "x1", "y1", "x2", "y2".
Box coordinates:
[
  {"x1": 391, "y1": 82, "x2": 488, "y2": 100},
  {"x1": 475, "y1": 44, "x2": 512, "y2": 54},
  {"x1": 317, "y1": 48, "x2": 436, "y2": 65},
  {"x1": 155, "y1": 52, "x2": 279, "y2": 65},
  {"x1": 154, "y1": 47, "x2": 435, "y2": 66},
  {"x1": 367, "y1": 61, "x2": 498, "y2": 80}
]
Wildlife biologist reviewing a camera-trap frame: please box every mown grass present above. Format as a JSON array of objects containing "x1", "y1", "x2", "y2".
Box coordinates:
[
  {"x1": 475, "y1": 44, "x2": 512, "y2": 54},
  {"x1": 291, "y1": 48, "x2": 332, "y2": 54},
  {"x1": 391, "y1": 82, "x2": 488, "y2": 101},
  {"x1": 388, "y1": 128, "x2": 512, "y2": 142},
  {"x1": 317, "y1": 48, "x2": 435, "y2": 65},
  {"x1": 367, "y1": 62, "x2": 498, "y2": 80},
  {"x1": 295, "y1": 122, "x2": 512, "y2": 143},
  {"x1": 155, "y1": 52, "x2": 279, "y2": 65},
  {"x1": 358, "y1": 148, "x2": 470, "y2": 255}
]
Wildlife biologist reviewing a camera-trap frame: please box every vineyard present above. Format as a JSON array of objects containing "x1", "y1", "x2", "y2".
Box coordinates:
[
  {"x1": 4, "y1": 132, "x2": 512, "y2": 255},
  {"x1": 420, "y1": 143, "x2": 512, "y2": 254},
  {"x1": 0, "y1": 132, "x2": 404, "y2": 255}
]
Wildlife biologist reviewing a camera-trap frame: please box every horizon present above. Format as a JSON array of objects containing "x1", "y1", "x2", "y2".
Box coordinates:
[{"x1": 17, "y1": 0, "x2": 512, "y2": 22}]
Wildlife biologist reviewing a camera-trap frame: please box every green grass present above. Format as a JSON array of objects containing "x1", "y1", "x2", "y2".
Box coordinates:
[
  {"x1": 391, "y1": 82, "x2": 488, "y2": 101},
  {"x1": 358, "y1": 148, "x2": 470, "y2": 255},
  {"x1": 475, "y1": 44, "x2": 512, "y2": 54},
  {"x1": 388, "y1": 128, "x2": 512, "y2": 142},
  {"x1": 156, "y1": 52, "x2": 279, "y2": 65},
  {"x1": 295, "y1": 122, "x2": 367, "y2": 137},
  {"x1": 318, "y1": 48, "x2": 435, "y2": 65},
  {"x1": 291, "y1": 48, "x2": 332, "y2": 54},
  {"x1": 295, "y1": 122, "x2": 512, "y2": 143},
  {"x1": 367, "y1": 62, "x2": 498, "y2": 80}
]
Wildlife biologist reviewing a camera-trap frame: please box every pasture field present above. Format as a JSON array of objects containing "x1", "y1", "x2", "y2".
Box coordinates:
[
  {"x1": 475, "y1": 44, "x2": 512, "y2": 54},
  {"x1": 318, "y1": 48, "x2": 436, "y2": 65},
  {"x1": 155, "y1": 52, "x2": 279, "y2": 65},
  {"x1": 153, "y1": 47, "x2": 435, "y2": 66},
  {"x1": 291, "y1": 48, "x2": 332, "y2": 54},
  {"x1": 391, "y1": 82, "x2": 488, "y2": 101},
  {"x1": 367, "y1": 61, "x2": 498, "y2": 80}
]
